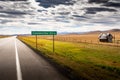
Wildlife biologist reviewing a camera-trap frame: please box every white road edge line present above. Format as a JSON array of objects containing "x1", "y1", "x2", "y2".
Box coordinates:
[{"x1": 15, "y1": 38, "x2": 23, "y2": 80}]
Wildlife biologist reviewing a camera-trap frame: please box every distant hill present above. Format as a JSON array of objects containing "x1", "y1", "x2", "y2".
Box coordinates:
[
  {"x1": 107, "y1": 29, "x2": 120, "y2": 32},
  {"x1": 61, "y1": 29, "x2": 120, "y2": 35},
  {"x1": 85, "y1": 31, "x2": 102, "y2": 34},
  {"x1": 59, "y1": 32, "x2": 84, "y2": 35},
  {"x1": 84, "y1": 29, "x2": 120, "y2": 34}
]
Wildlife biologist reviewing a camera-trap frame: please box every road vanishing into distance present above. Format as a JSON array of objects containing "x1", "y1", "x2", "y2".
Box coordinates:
[{"x1": 0, "y1": 37, "x2": 69, "y2": 80}]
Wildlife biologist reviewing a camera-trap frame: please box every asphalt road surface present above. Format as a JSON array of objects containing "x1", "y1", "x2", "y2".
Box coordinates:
[{"x1": 0, "y1": 37, "x2": 69, "y2": 80}]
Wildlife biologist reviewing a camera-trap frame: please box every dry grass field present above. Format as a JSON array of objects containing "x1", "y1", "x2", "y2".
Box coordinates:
[
  {"x1": 0, "y1": 36, "x2": 9, "y2": 38},
  {"x1": 37, "y1": 31, "x2": 120, "y2": 46}
]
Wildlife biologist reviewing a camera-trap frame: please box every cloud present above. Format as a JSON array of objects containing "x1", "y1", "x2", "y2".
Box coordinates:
[{"x1": 0, "y1": 0, "x2": 120, "y2": 34}]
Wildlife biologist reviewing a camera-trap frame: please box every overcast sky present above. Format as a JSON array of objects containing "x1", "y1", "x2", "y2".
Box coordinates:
[{"x1": 0, "y1": 0, "x2": 120, "y2": 34}]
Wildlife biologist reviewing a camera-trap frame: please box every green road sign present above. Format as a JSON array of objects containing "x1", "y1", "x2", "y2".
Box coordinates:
[
  {"x1": 31, "y1": 31, "x2": 57, "y2": 35},
  {"x1": 31, "y1": 31, "x2": 57, "y2": 52}
]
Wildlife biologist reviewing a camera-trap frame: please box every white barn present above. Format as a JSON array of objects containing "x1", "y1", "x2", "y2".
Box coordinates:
[{"x1": 98, "y1": 33, "x2": 113, "y2": 42}]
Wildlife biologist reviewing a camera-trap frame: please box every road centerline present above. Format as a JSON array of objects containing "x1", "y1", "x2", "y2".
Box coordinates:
[{"x1": 15, "y1": 38, "x2": 23, "y2": 80}]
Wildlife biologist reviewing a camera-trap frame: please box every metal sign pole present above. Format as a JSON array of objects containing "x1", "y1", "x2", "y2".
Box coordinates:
[
  {"x1": 114, "y1": 34, "x2": 115, "y2": 43},
  {"x1": 36, "y1": 35, "x2": 37, "y2": 49},
  {"x1": 53, "y1": 34, "x2": 55, "y2": 52}
]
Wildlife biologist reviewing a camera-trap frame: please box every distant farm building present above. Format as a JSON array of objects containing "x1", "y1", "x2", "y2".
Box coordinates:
[{"x1": 98, "y1": 33, "x2": 113, "y2": 42}]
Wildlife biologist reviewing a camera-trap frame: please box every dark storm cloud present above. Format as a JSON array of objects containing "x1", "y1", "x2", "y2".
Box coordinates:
[
  {"x1": 0, "y1": 14, "x2": 24, "y2": 18},
  {"x1": 88, "y1": 0, "x2": 109, "y2": 3},
  {"x1": 70, "y1": 15, "x2": 90, "y2": 21},
  {"x1": 0, "y1": 8, "x2": 29, "y2": 18},
  {"x1": 36, "y1": 0, "x2": 73, "y2": 8},
  {"x1": 0, "y1": 0, "x2": 27, "y2": 1},
  {"x1": 88, "y1": 0, "x2": 120, "y2": 8},
  {"x1": 28, "y1": 22, "x2": 42, "y2": 25},
  {"x1": 86, "y1": 7, "x2": 117, "y2": 14},
  {"x1": 103, "y1": 2, "x2": 120, "y2": 7},
  {"x1": 0, "y1": 1, "x2": 35, "y2": 19},
  {"x1": 0, "y1": 11, "x2": 27, "y2": 15},
  {"x1": 0, "y1": 19, "x2": 12, "y2": 24}
]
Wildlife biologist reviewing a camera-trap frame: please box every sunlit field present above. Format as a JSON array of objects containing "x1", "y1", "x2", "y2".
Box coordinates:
[
  {"x1": 38, "y1": 31, "x2": 120, "y2": 46},
  {"x1": 0, "y1": 36, "x2": 9, "y2": 38},
  {"x1": 18, "y1": 35, "x2": 120, "y2": 80}
]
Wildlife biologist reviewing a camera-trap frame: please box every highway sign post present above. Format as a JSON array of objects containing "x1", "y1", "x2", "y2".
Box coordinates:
[
  {"x1": 36, "y1": 35, "x2": 38, "y2": 49},
  {"x1": 31, "y1": 31, "x2": 57, "y2": 52}
]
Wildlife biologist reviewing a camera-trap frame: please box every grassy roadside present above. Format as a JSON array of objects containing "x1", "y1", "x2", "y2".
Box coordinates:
[
  {"x1": 0, "y1": 36, "x2": 9, "y2": 38},
  {"x1": 18, "y1": 36, "x2": 120, "y2": 80}
]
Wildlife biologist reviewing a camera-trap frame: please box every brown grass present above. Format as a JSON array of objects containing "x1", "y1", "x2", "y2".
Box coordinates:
[
  {"x1": 35, "y1": 31, "x2": 120, "y2": 46},
  {"x1": 0, "y1": 36, "x2": 9, "y2": 38}
]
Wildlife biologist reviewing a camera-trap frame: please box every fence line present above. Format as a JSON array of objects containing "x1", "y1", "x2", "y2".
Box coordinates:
[{"x1": 34, "y1": 36, "x2": 120, "y2": 48}]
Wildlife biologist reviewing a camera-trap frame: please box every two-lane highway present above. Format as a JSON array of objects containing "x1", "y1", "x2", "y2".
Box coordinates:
[
  {"x1": 0, "y1": 37, "x2": 17, "y2": 80},
  {"x1": 0, "y1": 37, "x2": 69, "y2": 80}
]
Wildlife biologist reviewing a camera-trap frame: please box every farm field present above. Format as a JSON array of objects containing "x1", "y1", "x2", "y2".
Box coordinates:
[
  {"x1": 38, "y1": 31, "x2": 120, "y2": 46},
  {"x1": 0, "y1": 36, "x2": 9, "y2": 38},
  {"x1": 18, "y1": 34, "x2": 120, "y2": 80}
]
